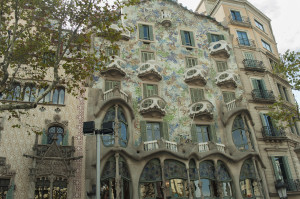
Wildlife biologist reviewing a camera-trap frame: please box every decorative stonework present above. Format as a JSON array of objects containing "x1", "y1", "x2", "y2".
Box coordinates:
[
  {"x1": 215, "y1": 71, "x2": 238, "y2": 88},
  {"x1": 184, "y1": 66, "x2": 207, "y2": 86},
  {"x1": 139, "y1": 96, "x2": 166, "y2": 117},
  {"x1": 188, "y1": 100, "x2": 214, "y2": 119},
  {"x1": 137, "y1": 60, "x2": 162, "y2": 81},
  {"x1": 0, "y1": 157, "x2": 16, "y2": 178},
  {"x1": 208, "y1": 40, "x2": 230, "y2": 58},
  {"x1": 110, "y1": 24, "x2": 131, "y2": 41},
  {"x1": 100, "y1": 56, "x2": 126, "y2": 78}
]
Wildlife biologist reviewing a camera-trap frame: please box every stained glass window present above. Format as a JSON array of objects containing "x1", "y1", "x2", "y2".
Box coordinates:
[
  {"x1": 139, "y1": 159, "x2": 163, "y2": 199},
  {"x1": 199, "y1": 161, "x2": 218, "y2": 198},
  {"x1": 164, "y1": 160, "x2": 187, "y2": 180},
  {"x1": 47, "y1": 126, "x2": 64, "y2": 145},
  {"x1": 240, "y1": 159, "x2": 262, "y2": 198},
  {"x1": 189, "y1": 160, "x2": 201, "y2": 198},
  {"x1": 102, "y1": 106, "x2": 128, "y2": 147}
]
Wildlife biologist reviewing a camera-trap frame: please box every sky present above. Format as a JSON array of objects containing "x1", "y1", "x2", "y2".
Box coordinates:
[{"x1": 177, "y1": 0, "x2": 300, "y2": 104}]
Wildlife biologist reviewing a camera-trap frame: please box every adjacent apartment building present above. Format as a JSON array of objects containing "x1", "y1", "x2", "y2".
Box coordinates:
[{"x1": 0, "y1": 0, "x2": 299, "y2": 199}]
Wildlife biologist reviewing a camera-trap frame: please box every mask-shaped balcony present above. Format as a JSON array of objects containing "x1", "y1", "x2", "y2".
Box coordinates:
[
  {"x1": 137, "y1": 60, "x2": 162, "y2": 81},
  {"x1": 139, "y1": 96, "x2": 166, "y2": 117},
  {"x1": 208, "y1": 40, "x2": 231, "y2": 58},
  {"x1": 215, "y1": 71, "x2": 238, "y2": 88},
  {"x1": 100, "y1": 56, "x2": 126, "y2": 78},
  {"x1": 109, "y1": 24, "x2": 130, "y2": 40},
  {"x1": 184, "y1": 66, "x2": 207, "y2": 86},
  {"x1": 161, "y1": 10, "x2": 172, "y2": 27},
  {"x1": 188, "y1": 100, "x2": 214, "y2": 119}
]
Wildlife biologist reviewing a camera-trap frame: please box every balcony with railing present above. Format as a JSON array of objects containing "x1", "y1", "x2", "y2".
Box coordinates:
[
  {"x1": 229, "y1": 16, "x2": 251, "y2": 27},
  {"x1": 236, "y1": 38, "x2": 256, "y2": 49},
  {"x1": 139, "y1": 96, "x2": 166, "y2": 117},
  {"x1": 100, "y1": 56, "x2": 126, "y2": 77},
  {"x1": 208, "y1": 40, "x2": 231, "y2": 58},
  {"x1": 184, "y1": 66, "x2": 207, "y2": 86},
  {"x1": 285, "y1": 179, "x2": 300, "y2": 191},
  {"x1": 137, "y1": 60, "x2": 162, "y2": 81},
  {"x1": 144, "y1": 140, "x2": 159, "y2": 151},
  {"x1": 215, "y1": 71, "x2": 238, "y2": 88},
  {"x1": 252, "y1": 89, "x2": 275, "y2": 102},
  {"x1": 143, "y1": 139, "x2": 177, "y2": 152},
  {"x1": 221, "y1": 98, "x2": 248, "y2": 125},
  {"x1": 103, "y1": 87, "x2": 131, "y2": 104},
  {"x1": 262, "y1": 126, "x2": 286, "y2": 141},
  {"x1": 243, "y1": 59, "x2": 265, "y2": 72},
  {"x1": 198, "y1": 142, "x2": 209, "y2": 152}
]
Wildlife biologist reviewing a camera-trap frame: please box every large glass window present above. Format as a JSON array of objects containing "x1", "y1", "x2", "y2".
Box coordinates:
[
  {"x1": 38, "y1": 87, "x2": 51, "y2": 103},
  {"x1": 195, "y1": 125, "x2": 210, "y2": 143},
  {"x1": 139, "y1": 159, "x2": 163, "y2": 199},
  {"x1": 232, "y1": 115, "x2": 249, "y2": 151},
  {"x1": 146, "y1": 122, "x2": 161, "y2": 141},
  {"x1": 47, "y1": 126, "x2": 64, "y2": 145},
  {"x1": 231, "y1": 10, "x2": 242, "y2": 21},
  {"x1": 101, "y1": 156, "x2": 131, "y2": 199},
  {"x1": 240, "y1": 159, "x2": 263, "y2": 198},
  {"x1": 102, "y1": 106, "x2": 128, "y2": 147},
  {"x1": 35, "y1": 177, "x2": 67, "y2": 199},
  {"x1": 261, "y1": 40, "x2": 272, "y2": 52},
  {"x1": 237, "y1": 31, "x2": 250, "y2": 46},
  {"x1": 199, "y1": 161, "x2": 218, "y2": 198},
  {"x1": 52, "y1": 87, "x2": 65, "y2": 105},
  {"x1": 23, "y1": 85, "x2": 36, "y2": 102},
  {"x1": 217, "y1": 161, "x2": 233, "y2": 198},
  {"x1": 164, "y1": 160, "x2": 189, "y2": 198},
  {"x1": 189, "y1": 160, "x2": 201, "y2": 199},
  {"x1": 6, "y1": 83, "x2": 21, "y2": 101},
  {"x1": 271, "y1": 156, "x2": 294, "y2": 190}
]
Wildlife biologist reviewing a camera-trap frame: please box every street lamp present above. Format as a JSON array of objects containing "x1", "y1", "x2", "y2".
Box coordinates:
[
  {"x1": 83, "y1": 121, "x2": 114, "y2": 199},
  {"x1": 275, "y1": 180, "x2": 288, "y2": 199}
]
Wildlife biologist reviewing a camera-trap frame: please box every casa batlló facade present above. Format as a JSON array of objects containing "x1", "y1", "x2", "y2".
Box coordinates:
[{"x1": 0, "y1": 0, "x2": 299, "y2": 199}]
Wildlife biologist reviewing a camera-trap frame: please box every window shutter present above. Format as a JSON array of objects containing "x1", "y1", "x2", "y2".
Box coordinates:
[
  {"x1": 271, "y1": 157, "x2": 281, "y2": 181},
  {"x1": 259, "y1": 113, "x2": 267, "y2": 127},
  {"x1": 162, "y1": 122, "x2": 169, "y2": 140},
  {"x1": 252, "y1": 79, "x2": 259, "y2": 90},
  {"x1": 260, "y1": 79, "x2": 267, "y2": 90},
  {"x1": 140, "y1": 121, "x2": 147, "y2": 142},
  {"x1": 199, "y1": 89, "x2": 204, "y2": 100},
  {"x1": 282, "y1": 156, "x2": 293, "y2": 180},
  {"x1": 190, "y1": 88, "x2": 196, "y2": 103},
  {"x1": 153, "y1": 84, "x2": 158, "y2": 96},
  {"x1": 209, "y1": 124, "x2": 217, "y2": 143},
  {"x1": 139, "y1": 24, "x2": 144, "y2": 39},
  {"x1": 149, "y1": 25, "x2": 154, "y2": 41},
  {"x1": 105, "y1": 81, "x2": 111, "y2": 91},
  {"x1": 143, "y1": 84, "x2": 147, "y2": 98},
  {"x1": 206, "y1": 33, "x2": 212, "y2": 43},
  {"x1": 63, "y1": 130, "x2": 69, "y2": 146},
  {"x1": 191, "y1": 124, "x2": 197, "y2": 142},
  {"x1": 6, "y1": 181, "x2": 14, "y2": 199},
  {"x1": 190, "y1": 32, "x2": 195, "y2": 47},
  {"x1": 220, "y1": 35, "x2": 225, "y2": 40},
  {"x1": 42, "y1": 129, "x2": 47, "y2": 145},
  {"x1": 180, "y1": 30, "x2": 186, "y2": 45}
]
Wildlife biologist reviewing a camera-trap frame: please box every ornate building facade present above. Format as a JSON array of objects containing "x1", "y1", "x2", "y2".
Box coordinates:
[{"x1": 0, "y1": 0, "x2": 299, "y2": 199}]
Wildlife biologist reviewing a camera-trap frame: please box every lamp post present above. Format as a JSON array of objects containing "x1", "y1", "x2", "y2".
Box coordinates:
[
  {"x1": 83, "y1": 121, "x2": 114, "y2": 199},
  {"x1": 275, "y1": 180, "x2": 288, "y2": 199}
]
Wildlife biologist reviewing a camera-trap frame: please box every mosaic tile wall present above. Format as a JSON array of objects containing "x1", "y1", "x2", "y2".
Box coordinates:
[{"x1": 93, "y1": 0, "x2": 244, "y2": 146}]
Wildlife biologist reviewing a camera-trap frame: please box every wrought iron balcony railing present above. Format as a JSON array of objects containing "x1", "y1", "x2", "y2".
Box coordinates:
[
  {"x1": 229, "y1": 15, "x2": 251, "y2": 27},
  {"x1": 252, "y1": 89, "x2": 275, "y2": 101},
  {"x1": 243, "y1": 59, "x2": 265, "y2": 71},
  {"x1": 262, "y1": 126, "x2": 286, "y2": 137},
  {"x1": 237, "y1": 38, "x2": 256, "y2": 48},
  {"x1": 284, "y1": 179, "x2": 300, "y2": 191}
]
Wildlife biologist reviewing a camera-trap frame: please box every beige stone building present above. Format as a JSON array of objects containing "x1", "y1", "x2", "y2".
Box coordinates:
[
  {"x1": 0, "y1": 0, "x2": 299, "y2": 199},
  {"x1": 197, "y1": 0, "x2": 300, "y2": 198}
]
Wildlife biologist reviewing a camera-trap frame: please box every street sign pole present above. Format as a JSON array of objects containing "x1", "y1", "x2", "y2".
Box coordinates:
[{"x1": 96, "y1": 132, "x2": 101, "y2": 199}]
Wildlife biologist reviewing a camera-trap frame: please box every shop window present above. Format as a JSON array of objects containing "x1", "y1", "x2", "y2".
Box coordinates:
[
  {"x1": 189, "y1": 160, "x2": 201, "y2": 198},
  {"x1": 199, "y1": 161, "x2": 218, "y2": 198},
  {"x1": 35, "y1": 177, "x2": 67, "y2": 199}
]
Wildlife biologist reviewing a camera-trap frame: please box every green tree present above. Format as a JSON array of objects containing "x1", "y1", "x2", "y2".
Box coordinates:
[
  {"x1": 0, "y1": 0, "x2": 138, "y2": 113},
  {"x1": 268, "y1": 50, "x2": 300, "y2": 126}
]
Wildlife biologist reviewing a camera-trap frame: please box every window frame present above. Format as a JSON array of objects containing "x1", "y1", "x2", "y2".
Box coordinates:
[
  {"x1": 230, "y1": 10, "x2": 242, "y2": 22},
  {"x1": 185, "y1": 56, "x2": 198, "y2": 68},
  {"x1": 216, "y1": 61, "x2": 228, "y2": 72},
  {"x1": 47, "y1": 126, "x2": 64, "y2": 145},
  {"x1": 189, "y1": 88, "x2": 205, "y2": 103},
  {"x1": 141, "y1": 50, "x2": 155, "y2": 63},
  {"x1": 105, "y1": 46, "x2": 120, "y2": 57},
  {"x1": 145, "y1": 122, "x2": 162, "y2": 141},
  {"x1": 180, "y1": 30, "x2": 195, "y2": 47},
  {"x1": 261, "y1": 39, "x2": 272, "y2": 52},
  {"x1": 52, "y1": 87, "x2": 65, "y2": 105},
  {"x1": 143, "y1": 83, "x2": 158, "y2": 98},
  {"x1": 254, "y1": 19, "x2": 265, "y2": 32},
  {"x1": 237, "y1": 30, "x2": 250, "y2": 46},
  {"x1": 105, "y1": 80, "x2": 121, "y2": 91},
  {"x1": 38, "y1": 87, "x2": 51, "y2": 103},
  {"x1": 138, "y1": 23, "x2": 154, "y2": 42},
  {"x1": 23, "y1": 84, "x2": 37, "y2": 102}
]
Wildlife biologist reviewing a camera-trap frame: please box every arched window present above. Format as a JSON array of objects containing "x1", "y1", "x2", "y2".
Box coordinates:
[
  {"x1": 102, "y1": 106, "x2": 128, "y2": 147},
  {"x1": 232, "y1": 115, "x2": 250, "y2": 151},
  {"x1": 199, "y1": 161, "x2": 218, "y2": 198},
  {"x1": 101, "y1": 156, "x2": 131, "y2": 199},
  {"x1": 139, "y1": 159, "x2": 163, "y2": 198},
  {"x1": 217, "y1": 161, "x2": 233, "y2": 198},
  {"x1": 52, "y1": 87, "x2": 65, "y2": 105},
  {"x1": 240, "y1": 159, "x2": 262, "y2": 198},
  {"x1": 7, "y1": 83, "x2": 21, "y2": 101},
  {"x1": 189, "y1": 160, "x2": 201, "y2": 198},
  {"x1": 35, "y1": 177, "x2": 67, "y2": 199},
  {"x1": 164, "y1": 160, "x2": 188, "y2": 198},
  {"x1": 23, "y1": 85, "x2": 36, "y2": 102},
  {"x1": 47, "y1": 126, "x2": 64, "y2": 145},
  {"x1": 38, "y1": 87, "x2": 51, "y2": 103}
]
